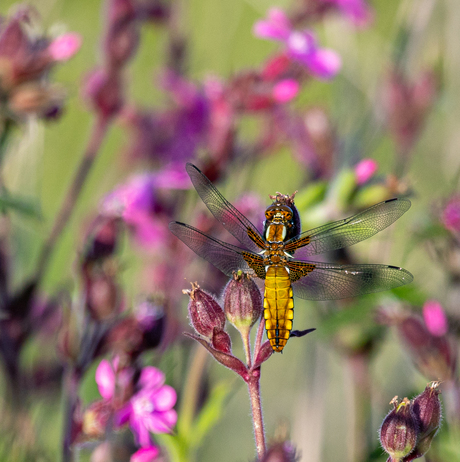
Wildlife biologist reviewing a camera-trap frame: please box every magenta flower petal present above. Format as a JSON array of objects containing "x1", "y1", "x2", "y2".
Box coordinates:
[
  {"x1": 423, "y1": 300, "x2": 448, "y2": 337},
  {"x1": 138, "y1": 367, "x2": 165, "y2": 390},
  {"x1": 146, "y1": 409, "x2": 177, "y2": 433},
  {"x1": 355, "y1": 158, "x2": 378, "y2": 184},
  {"x1": 95, "y1": 360, "x2": 115, "y2": 400},
  {"x1": 131, "y1": 446, "x2": 160, "y2": 462},
  {"x1": 253, "y1": 8, "x2": 291, "y2": 41},
  {"x1": 49, "y1": 32, "x2": 82, "y2": 61},
  {"x1": 132, "y1": 419, "x2": 152, "y2": 447},
  {"x1": 115, "y1": 403, "x2": 132, "y2": 427},
  {"x1": 151, "y1": 385, "x2": 177, "y2": 411},
  {"x1": 301, "y1": 47, "x2": 342, "y2": 80},
  {"x1": 272, "y1": 79, "x2": 300, "y2": 103}
]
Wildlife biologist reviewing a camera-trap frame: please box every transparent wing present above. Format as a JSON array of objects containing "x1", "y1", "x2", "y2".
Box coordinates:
[
  {"x1": 169, "y1": 221, "x2": 264, "y2": 277},
  {"x1": 284, "y1": 198, "x2": 411, "y2": 258},
  {"x1": 186, "y1": 163, "x2": 265, "y2": 253},
  {"x1": 292, "y1": 262, "x2": 413, "y2": 301}
]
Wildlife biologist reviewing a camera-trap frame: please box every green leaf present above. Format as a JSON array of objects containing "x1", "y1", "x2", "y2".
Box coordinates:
[
  {"x1": 0, "y1": 193, "x2": 41, "y2": 219},
  {"x1": 189, "y1": 381, "x2": 232, "y2": 449}
]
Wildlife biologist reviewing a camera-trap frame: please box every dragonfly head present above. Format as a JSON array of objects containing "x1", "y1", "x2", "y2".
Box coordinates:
[{"x1": 265, "y1": 204, "x2": 293, "y2": 224}]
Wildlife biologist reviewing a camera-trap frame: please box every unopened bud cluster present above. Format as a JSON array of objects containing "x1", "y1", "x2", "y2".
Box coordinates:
[
  {"x1": 183, "y1": 276, "x2": 270, "y2": 379},
  {"x1": 379, "y1": 382, "x2": 442, "y2": 462}
]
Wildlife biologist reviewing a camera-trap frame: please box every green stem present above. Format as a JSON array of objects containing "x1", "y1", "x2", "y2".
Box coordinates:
[{"x1": 34, "y1": 115, "x2": 110, "y2": 282}]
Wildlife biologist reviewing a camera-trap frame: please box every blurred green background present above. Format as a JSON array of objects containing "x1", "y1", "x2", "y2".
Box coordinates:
[{"x1": 1, "y1": 0, "x2": 458, "y2": 461}]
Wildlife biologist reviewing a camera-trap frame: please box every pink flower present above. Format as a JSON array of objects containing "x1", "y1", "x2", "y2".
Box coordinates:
[
  {"x1": 101, "y1": 167, "x2": 188, "y2": 247},
  {"x1": 355, "y1": 158, "x2": 378, "y2": 185},
  {"x1": 272, "y1": 79, "x2": 300, "y2": 102},
  {"x1": 117, "y1": 366, "x2": 177, "y2": 447},
  {"x1": 48, "y1": 32, "x2": 82, "y2": 61},
  {"x1": 96, "y1": 359, "x2": 116, "y2": 400},
  {"x1": 253, "y1": 8, "x2": 341, "y2": 80},
  {"x1": 95, "y1": 358, "x2": 133, "y2": 401},
  {"x1": 442, "y1": 196, "x2": 460, "y2": 234},
  {"x1": 130, "y1": 446, "x2": 160, "y2": 462},
  {"x1": 423, "y1": 300, "x2": 448, "y2": 337},
  {"x1": 326, "y1": 0, "x2": 373, "y2": 27}
]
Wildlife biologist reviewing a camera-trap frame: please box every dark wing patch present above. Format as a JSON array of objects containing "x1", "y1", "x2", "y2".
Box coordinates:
[
  {"x1": 247, "y1": 226, "x2": 266, "y2": 250},
  {"x1": 285, "y1": 198, "x2": 411, "y2": 259},
  {"x1": 186, "y1": 163, "x2": 264, "y2": 253},
  {"x1": 284, "y1": 235, "x2": 311, "y2": 253},
  {"x1": 287, "y1": 260, "x2": 315, "y2": 282},
  {"x1": 242, "y1": 252, "x2": 266, "y2": 279},
  {"x1": 291, "y1": 262, "x2": 413, "y2": 301},
  {"x1": 169, "y1": 221, "x2": 258, "y2": 277}
]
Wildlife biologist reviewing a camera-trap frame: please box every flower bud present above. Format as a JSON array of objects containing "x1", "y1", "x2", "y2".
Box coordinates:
[
  {"x1": 412, "y1": 381, "x2": 442, "y2": 439},
  {"x1": 258, "y1": 441, "x2": 297, "y2": 462},
  {"x1": 397, "y1": 313, "x2": 457, "y2": 381},
  {"x1": 223, "y1": 272, "x2": 263, "y2": 336},
  {"x1": 104, "y1": 0, "x2": 139, "y2": 70},
  {"x1": 86, "y1": 272, "x2": 121, "y2": 321},
  {"x1": 84, "y1": 68, "x2": 123, "y2": 119},
  {"x1": 212, "y1": 327, "x2": 232, "y2": 353},
  {"x1": 380, "y1": 397, "x2": 419, "y2": 461},
  {"x1": 183, "y1": 282, "x2": 225, "y2": 338},
  {"x1": 82, "y1": 400, "x2": 112, "y2": 439}
]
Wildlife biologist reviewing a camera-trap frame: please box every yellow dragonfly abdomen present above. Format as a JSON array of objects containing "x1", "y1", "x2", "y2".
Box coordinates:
[{"x1": 263, "y1": 266, "x2": 294, "y2": 352}]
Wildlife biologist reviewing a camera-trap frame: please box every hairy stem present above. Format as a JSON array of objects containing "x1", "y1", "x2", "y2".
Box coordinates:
[{"x1": 247, "y1": 371, "x2": 266, "y2": 460}]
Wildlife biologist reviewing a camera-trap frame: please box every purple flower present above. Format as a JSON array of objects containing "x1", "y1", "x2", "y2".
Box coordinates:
[
  {"x1": 253, "y1": 8, "x2": 341, "y2": 80},
  {"x1": 117, "y1": 366, "x2": 177, "y2": 447}
]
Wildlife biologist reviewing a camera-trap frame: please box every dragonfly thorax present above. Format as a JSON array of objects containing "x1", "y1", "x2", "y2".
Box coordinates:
[{"x1": 264, "y1": 204, "x2": 294, "y2": 243}]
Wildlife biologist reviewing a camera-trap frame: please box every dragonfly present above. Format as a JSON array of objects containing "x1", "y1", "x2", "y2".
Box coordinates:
[{"x1": 169, "y1": 163, "x2": 413, "y2": 352}]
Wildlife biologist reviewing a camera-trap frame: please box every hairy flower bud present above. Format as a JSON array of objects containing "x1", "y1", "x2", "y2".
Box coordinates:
[
  {"x1": 212, "y1": 327, "x2": 232, "y2": 353},
  {"x1": 412, "y1": 382, "x2": 442, "y2": 438},
  {"x1": 184, "y1": 282, "x2": 225, "y2": 338},
  {"x1": 380, "y1": 397, "x2": 419, "y2": 461},
  {"x1": 223, "y1": 272, "x2": 263, "y2": 335}
]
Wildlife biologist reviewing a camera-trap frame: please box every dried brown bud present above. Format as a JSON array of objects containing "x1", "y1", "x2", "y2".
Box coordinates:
[
  {"x1": 223, "y1": 272, "x2": 263, "y2": 335},
  {"x1": 184, "y1": 282, "x2": 225, "y2": 338},
  {"x1": 380, "y1": 397, "x2": 419, "y2": 461}
]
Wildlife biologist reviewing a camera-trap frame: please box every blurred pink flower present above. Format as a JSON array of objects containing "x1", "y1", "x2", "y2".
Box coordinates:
[
  {"x1": 423, "y1": 300, "x2": 448, "y2": 337},
  {"x1": 326, "y1": 0, "x2": 373, "y2": 27},
  {"x1": 253, "y1": 8, "x2": 341, "y2": 80},
  {"x1": 101, "y1": 167, "x2": 188, "y2": 246},
  {"x1": 272, "y1": 79, "x2": 300, "y2": 102},
  {"x1": 117, "y1": 366, "x2": 177, "y2": 447},
  {"x1": 95, "y1": 358, "x2": 133, "y2": 401},
  {"x1": 96, "y1": 359, "x2": 116, "y2": 400},
  {"x1": 355, "y1": 158, "x2": 378, "y2": 184},
  {"x1": 442, "y1": 195, "x2": 460, "y2": 234},
  {"x1": 131, "y1": 446, "x2": 160, "y2": 462},
  {"x1": 48, "y1": 32, "x2": 82, "y2": 61}
]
